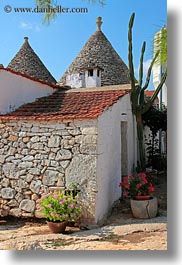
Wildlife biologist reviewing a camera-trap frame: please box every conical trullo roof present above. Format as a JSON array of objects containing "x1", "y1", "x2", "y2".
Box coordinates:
[
  {"x1": 7, "y1": 37, "x2": 56, "y2": 84},
  {"x1": 60, "y1": 17, "x2": 130, "y2": 86}
]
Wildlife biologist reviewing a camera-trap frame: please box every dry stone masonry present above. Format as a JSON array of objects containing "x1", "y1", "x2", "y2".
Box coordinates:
[
  {"x1": 0, "y1": 120, "x2": 98, "y2": 223},
  {"x1": 60, "y1": 18, "x2": 130, "y2": 87},
  {"x1": 7, "y1": 37, "x2": 56, "y2": 84}
]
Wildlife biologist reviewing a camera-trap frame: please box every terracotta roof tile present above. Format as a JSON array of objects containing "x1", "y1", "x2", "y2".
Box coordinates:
[
  {"x1": 145, "y1": 90, "x2": 159, "y2": 103},
  {"x1": 145, "y1": 90, "x2": 155, "y2": 97},
  {"x1": 0, "y1": 90, "x2": 129, "y2": 121}
]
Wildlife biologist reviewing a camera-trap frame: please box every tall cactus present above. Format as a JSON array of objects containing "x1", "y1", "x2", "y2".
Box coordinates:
[{"x1": 128, "y1": 13, "x2": 167, "y2": 171}]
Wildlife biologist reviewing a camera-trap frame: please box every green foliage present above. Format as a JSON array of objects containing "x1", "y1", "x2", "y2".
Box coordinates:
[
  {"x1": 151, "y1": 154, "x2": 167, "y2": 171},
  {"x1": 154, "y1": 27, "x2": 167, "y2": 65},
  {"x1": 35, "y1": 0, "x2": 106, "y2": 24},
  {"x1": 36, "y1": 190, "x2": 82, "y2": 222},
  {"x1": 35, "y1": 0, "x2": 57, "y2": 24},
  {"x1": 142, "y1": 106, "x2": 167, "y2": 134},
  {"x1": 83, "y1": 0, "x2": 105, "y2": 5},
  {"x1": 127, "y1": 13, "x2": 167, "y2": 170},
  {"x1": 143, "y1": 106, "x2": 167, "y2": 170}
]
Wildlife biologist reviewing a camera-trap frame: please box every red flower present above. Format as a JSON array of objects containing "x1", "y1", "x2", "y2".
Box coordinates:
[
  {"x1": 138, "y1": 172, "x2": 147, "y2": 179},
  {"x1": 119, "y1": 172, "x2": 155, "y2": 198},
  {"x1": 129, "y1": 176, "x2": 135, "y2": 181},
  {"x1": 136, "y1": 183, "x2": 143, "y2": 189},
  {"x1": 148, "y1": 187, "x2": 155, "y2": 192},
  {"x1": 123, "y1": 176, "x2": 129, "y2": 183}
]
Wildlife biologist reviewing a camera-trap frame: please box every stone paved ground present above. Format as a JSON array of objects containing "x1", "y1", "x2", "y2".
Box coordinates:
[{"x1": 0, "y1": 172, "x2": 167, "y2": 250}]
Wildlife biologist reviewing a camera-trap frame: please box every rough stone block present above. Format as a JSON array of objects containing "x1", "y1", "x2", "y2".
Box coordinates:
[
  {"x1": 1, "y1": 187, "x2": 16, "y2": 199},
  {"x1": 65, "y1": 154, "x2": 96, "y2": 185},
  {"x1": 0, "y1": 155, "x2": 5, "y2": 164},
  {"x1": 81, "y1": 127, "x2": 98, "y2": 135},
  {"x1": 8, "y1": 135, "x2": 18, "y2": 142},
  {"x1": 0, "y1": 209, "x2": 9, "y2": 216},
  {"x1": 42, "y1": 170, "x2": 59, "y2": 186},
  {"x1": 34, "y1": 210, "x2": 44, "y2": 218},
  {"x1": 48, "y1": 135, "x2": 60, "y2": 148},
  {"x1": 30, "y1": 180, "x2": 42, "y2": 194},
  {"x1": 9, "y1": 208, "x2": 22, "y2": 217},
  {"x1": 30, "y1": 136, "x2": 40, "y2": 143},
  {"x1": 2, "y1": 163, "x2": 16, "y2": 178},
  {"x1": 19, "y1": 199, "x2": 35, "y2": 213},
  {"x1": 55, "y1": 149, "x2": 72, "y2": 161}
]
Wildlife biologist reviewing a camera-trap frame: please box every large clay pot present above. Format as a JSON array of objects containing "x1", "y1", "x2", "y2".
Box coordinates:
[
  {"x1": 135, "y1": 195, "x2": 152, "y2": 200},
  {"x1": 130, "y1": 197, "x2": 158, "y2": 219},
  {"x1": 47, "y1": 221, "x2": 67, "y2": 233}
]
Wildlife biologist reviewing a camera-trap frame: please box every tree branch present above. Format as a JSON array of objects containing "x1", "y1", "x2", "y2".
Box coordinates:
[
  {"x1": 138, "y1": 42, "x2": 146, "y2": 88},
  {"x1": 128, "y1": 13, "x2": 136, "y2": 90},
  {"x1": 142, "y1": 50, "x2": 159, "y2": 91},
  {"x1": 141, "y1": 69, "x2": 167, "y2": 114}
]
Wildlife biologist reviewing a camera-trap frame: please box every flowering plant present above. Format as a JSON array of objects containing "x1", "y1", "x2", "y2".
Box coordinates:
[
  {"x1": 36, "y1": 191, "x2": 81, "y2": 222},
  {"x1": 119, "y1": 172, "x2": 155, "y2": 198}
]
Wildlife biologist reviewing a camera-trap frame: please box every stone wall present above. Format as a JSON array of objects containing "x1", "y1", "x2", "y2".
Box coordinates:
[{"x1": 0, "y1": 119, "x2": 98, "y2": 224}]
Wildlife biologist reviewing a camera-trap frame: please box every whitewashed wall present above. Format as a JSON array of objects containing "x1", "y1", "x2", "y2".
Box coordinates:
[
  {"x1": 0, "y1": 69, "x2": 54, "y2": 114},
  {"x1": 153, "y1": 64, "x2": 167, "y2": 107},
  {"x1": 95, "y1": 94, "x2": 137, "y2": 222}
]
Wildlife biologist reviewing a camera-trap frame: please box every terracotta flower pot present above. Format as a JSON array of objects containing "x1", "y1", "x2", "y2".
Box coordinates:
[
  {"x1": 130, "y1": 197, "x2": 158, "y2": 219},
  {"x1": 47, "y1": 221, "x2": 67, "y2": 233},
  {"x1": 135, "y1": 195, "x2": 152, "y2": 200}
]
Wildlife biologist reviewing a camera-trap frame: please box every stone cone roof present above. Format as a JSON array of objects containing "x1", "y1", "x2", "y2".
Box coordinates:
[
  {"x1": 7, "y1": 37, "x2": 56, "y2": 84},
  {"x1": 60, "y1": 17, "x2": 130, "y2": 86}
]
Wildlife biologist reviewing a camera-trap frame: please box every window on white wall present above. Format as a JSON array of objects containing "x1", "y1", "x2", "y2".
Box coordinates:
[{"x1": 88, "y1": 69, "x2": 93, "y2": 77}]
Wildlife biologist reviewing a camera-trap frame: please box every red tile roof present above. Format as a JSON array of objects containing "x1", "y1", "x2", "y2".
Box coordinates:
[
  {"x1": 145, "y1": 90, "x2": 159, "y2": 103},
  {"x1": 145, "y1": 90, "x2": 155, "y2": 97},
  {"x1": 0, "y1": 90, "x2": 129, "y2": 121}
]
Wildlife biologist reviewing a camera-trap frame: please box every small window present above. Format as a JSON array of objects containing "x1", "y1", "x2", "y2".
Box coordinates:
[
  {"x1": 88, "y1": 69, "x2": 93, "y2": 77},
  {"x1": 97, "y1": 69, "x2": 100, "y2": 77}
]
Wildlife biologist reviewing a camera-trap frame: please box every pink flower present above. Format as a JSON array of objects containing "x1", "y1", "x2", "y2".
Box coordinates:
[
  {"x1": 68, "y1": 204, "x2": 74, "y2": 209},
  {"x1": 59, "y1": 200, "x2": 65, "y2": 204},
  {"x1": 123, "y1": 191, "x2": 129, "y2": 197},
  {"x1": 36, "y1": 205, "x2": 43, "y2": 210},
  {"x1": 70, "y1": 213, "x2": 75, "y2": 217},
  {"x1": 53, "y1": 194, "x2": 59, "y2": 199},
  {"x1": 62, "y1": 214, "x2": 68, "y2": 219},
  {"x1": 41, "y1": 193, "x2": 50, "y2": 199},
  {"x1": 47, "y1": 204, "x2": 52, "y2": 208}
]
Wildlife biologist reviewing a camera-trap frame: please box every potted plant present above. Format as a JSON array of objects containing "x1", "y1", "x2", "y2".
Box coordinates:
[
  {"x1": 65, "y1": 182, "x2": 81, "y2": 198},
  {"x1": 36, "y1": 191, "x2": 82, "y2": 233},
  {"x1": 119, "y1": 172, "x2": 158, "y2": 219}
]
